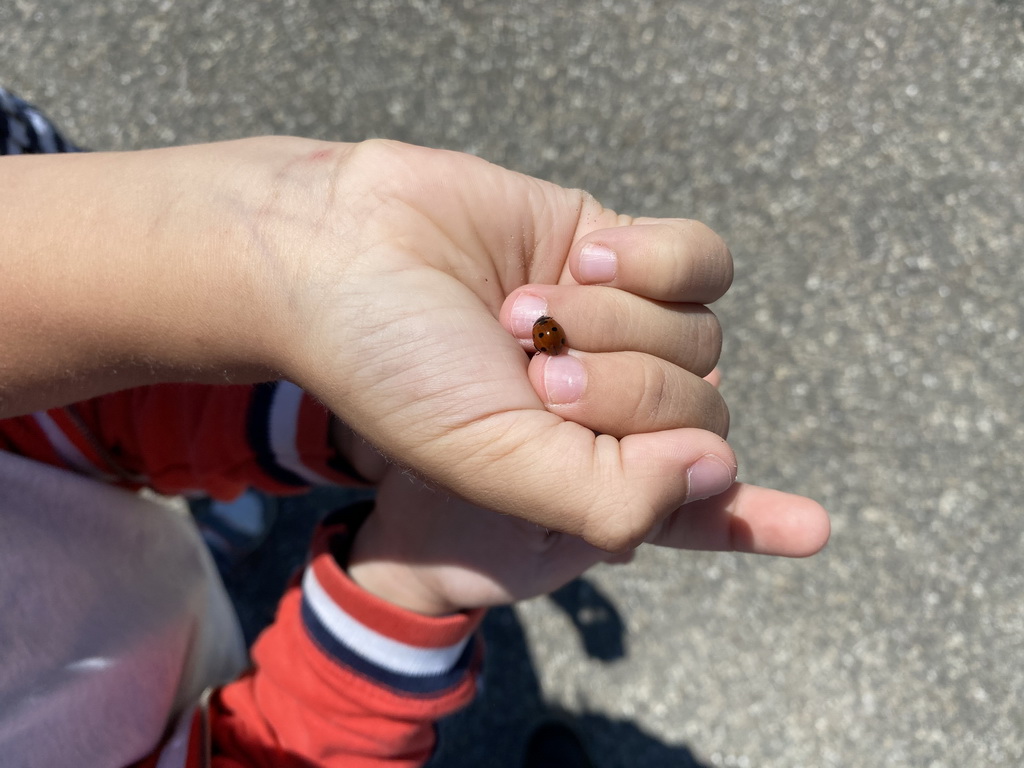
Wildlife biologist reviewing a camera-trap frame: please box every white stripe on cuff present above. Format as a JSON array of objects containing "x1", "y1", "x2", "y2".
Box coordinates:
[
  {"x1": 302, "y1": 567, "x2": 469, "y2": 677},
  {"x1": 268, "y1": 381, "x2": 334, "y2": 486}
]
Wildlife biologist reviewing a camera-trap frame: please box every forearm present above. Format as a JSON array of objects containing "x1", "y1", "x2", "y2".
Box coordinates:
[{"x1": 0, "y1": 139, "x2": 326, "y2": 416}]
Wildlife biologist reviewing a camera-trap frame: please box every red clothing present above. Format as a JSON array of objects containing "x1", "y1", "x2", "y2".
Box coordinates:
[
  {"x1": 0, "y1": 381, "x2": 363, "y2": 498},
  {"x1": 0, "y1": 382, "x2": 483, "y2": 767}
]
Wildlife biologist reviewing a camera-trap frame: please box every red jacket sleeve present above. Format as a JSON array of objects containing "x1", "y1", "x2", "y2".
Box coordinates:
[
  {"x1": 0, "y1": 381, "x2": 367, "y2": 498},
  {"x1": 136, "y1": 507, "x2": 484, "y2": 768}
]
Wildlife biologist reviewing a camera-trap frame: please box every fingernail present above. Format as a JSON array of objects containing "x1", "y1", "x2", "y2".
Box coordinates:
[
  {"x1": 510, "y1": 293, "x2": 549, "y2": 337},
  {"x1": 685, "y1": 454, "x2": 735, "y2": 502},
  {"x1": 578, "y1": 243, "x2": 618, "y2": 284},
  {"x1": 542, "y1": 353, "x2": 587, "y2": 404}
]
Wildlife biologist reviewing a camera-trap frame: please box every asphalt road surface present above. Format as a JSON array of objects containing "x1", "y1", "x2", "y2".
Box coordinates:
[{"x1": 4, "y1": 2, "x2": 1023, "y2": 766}]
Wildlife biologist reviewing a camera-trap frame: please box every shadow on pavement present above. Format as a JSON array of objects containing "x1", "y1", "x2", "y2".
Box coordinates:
[
  {"x1": 431, "y1": 599, "x2": 709, "y2": 768},
  {"x1": 207, "y1": 489, "x2": 709, "y2": 767}
]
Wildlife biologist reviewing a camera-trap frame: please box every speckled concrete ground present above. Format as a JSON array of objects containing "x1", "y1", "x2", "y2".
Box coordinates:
[{"x1": 4, "y1": 2, "x2": 1023, "y2": 765}]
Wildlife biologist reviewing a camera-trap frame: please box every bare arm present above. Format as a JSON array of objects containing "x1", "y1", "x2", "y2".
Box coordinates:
[
  {"x1": 1, "y1": 137, "x2": 795, "y2": 551},
  {"x1": 0, "y1": 139, "x2": 310, "y2": 415}
]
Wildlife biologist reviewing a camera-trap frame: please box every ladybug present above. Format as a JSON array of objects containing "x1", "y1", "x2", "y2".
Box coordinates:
[{"x1": 532, "y1": 316, "x2": 567, "y2": 355}]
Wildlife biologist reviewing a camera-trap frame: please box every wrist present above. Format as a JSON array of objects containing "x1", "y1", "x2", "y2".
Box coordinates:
[
  {"x1": 347, "y1": 560, "x2": 460, "y2": 618},
  {"x1": 220, "y1": 136, "x2": 362, "y2": 384},
  {"x1": 142, "y1": 136, "x2": 352, "y2": 386},
  {"x1": 0, "y1": 137, "x2": 354, "y2": 415},
  {"x1": 346, "y1": 512, "x2": 461, "y2": 617},
  {"x1": 305, "y1": 506, "x2": 484, "y2": 700}
]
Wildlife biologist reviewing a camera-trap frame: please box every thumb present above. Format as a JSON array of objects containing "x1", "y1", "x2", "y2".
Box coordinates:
[{"x1": 434, "y1": 413, "x2": 737, "y2": 552}]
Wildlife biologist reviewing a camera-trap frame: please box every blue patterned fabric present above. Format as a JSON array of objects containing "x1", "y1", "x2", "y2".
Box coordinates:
[{"x1": 0, "y1": 87, "x2": 80, "y2": 155}]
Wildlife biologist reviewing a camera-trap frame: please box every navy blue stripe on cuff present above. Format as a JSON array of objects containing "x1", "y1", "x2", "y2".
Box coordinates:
[
  {"x1": 246, "y1": 382, "x2": 309, "y2": 488},
  {"x1": 300, "y1": 595, "x2": 475, "y2": 697}
]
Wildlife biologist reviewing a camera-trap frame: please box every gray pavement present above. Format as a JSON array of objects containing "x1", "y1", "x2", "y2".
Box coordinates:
[{"x1": 4, "y1": 1, "x2": 1024, "y2": 765}]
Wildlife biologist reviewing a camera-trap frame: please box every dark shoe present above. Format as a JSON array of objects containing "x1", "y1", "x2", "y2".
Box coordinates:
[{"x1": 521, "y1": 720, "x2": 595, "y2": 768}]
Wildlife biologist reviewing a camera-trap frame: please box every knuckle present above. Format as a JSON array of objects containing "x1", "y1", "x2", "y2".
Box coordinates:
[
  {"x1": 682, "y1": 221, "x2": 733, "y2": 299},
  {"x1": 344, "y1": 139, "x2": 412, "y2": 182},
  {"x1": 350, "y1": 137, "x2": 403, "y2": 160},
  {"x1": 637, "y1": 359, "x2": 671, "y2": 423},
  {"x1": 580, "y1": 512, "x2": 648, "y2": 553},
  {"x1": 691, "y1": 310, "x2": 723, "y2": 375},
  {"x1": 674, "y1": 375, "x2": 729, "y2": 435},
  {"x1": 704, "y1": 388, "x2": 730, "y2": 437}
]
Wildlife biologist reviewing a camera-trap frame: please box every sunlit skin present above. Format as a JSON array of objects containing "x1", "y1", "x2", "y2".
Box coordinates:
[{"x1": 2, "y1": 138, "x2": 829, "y2": 614}]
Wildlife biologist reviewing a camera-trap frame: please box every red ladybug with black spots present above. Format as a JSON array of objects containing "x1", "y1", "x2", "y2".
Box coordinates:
[{"x1": 532, "y1": 316, "x2": 567, "y2": 355}]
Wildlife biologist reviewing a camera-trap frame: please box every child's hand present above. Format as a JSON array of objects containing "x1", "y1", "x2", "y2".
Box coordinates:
[
  {"x1": 346, "y1": 468, "x2": 829, "y2": 617},
  {"x1": 264, "y1": 139, "x2": 736, "y2": 551},
  {"x1": 1, "y1": 137, "x2": 792, "y2": 553}
]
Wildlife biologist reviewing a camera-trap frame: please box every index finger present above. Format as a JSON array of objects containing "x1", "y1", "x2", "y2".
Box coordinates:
[
  {"x1": 569, "y1": 219, "x2": 733, "y2": 304},
  {"x1": 646, "y1": 482, "x2": 831, "y2": 557}
]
